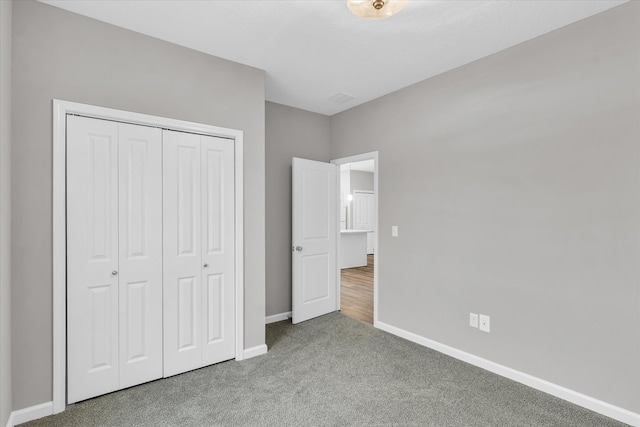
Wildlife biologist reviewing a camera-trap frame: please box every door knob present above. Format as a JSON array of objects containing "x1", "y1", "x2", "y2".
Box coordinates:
[
  {"x1": 111, "y1": 271, "x2": 118, "y2": 276},
  {"x1": 203, "y1": 263, "x2": 209, "y2": 268},
  {"x1": 295, "y1": 246, "x2": 303, "y2": 252}
]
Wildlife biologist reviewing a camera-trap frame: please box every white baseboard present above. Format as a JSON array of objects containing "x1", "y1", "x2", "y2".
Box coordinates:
[
  {"x1": 375, "y1": 321, "x2": 640, "y2": 427},
  {"x1": 265, "y1": 311, "x2": 291, "y2": 324},
  {"x1": 243, "y1": 344, "x2": 268, "y2": 360},
  {"x1": 6, "y1": 401, "x2": 53, "y2": 427}
]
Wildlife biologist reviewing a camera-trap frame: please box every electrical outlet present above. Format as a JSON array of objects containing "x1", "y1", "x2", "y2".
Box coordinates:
[
  {"x1": 391, "y1": 226, "x2": 398, "y2": 237},
  {"x1": 479, "y1": 314, "x2": 491, "y2": 333},
  {"x1": 469, "y1": 313, "x2": 478, "y2": 328}
]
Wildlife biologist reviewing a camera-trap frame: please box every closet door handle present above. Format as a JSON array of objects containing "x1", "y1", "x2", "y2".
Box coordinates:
[
  {"x1": 111, "y1": 270, "x2": 118, "y2": 276},
  {"x1": 203, "y1": 263, "x2": 209, "y2": 268}
]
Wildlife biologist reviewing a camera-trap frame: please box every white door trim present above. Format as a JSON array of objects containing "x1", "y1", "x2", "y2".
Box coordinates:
[
  {"x1": 330, "y1": 152, "x2": 379, "y2": 325},
  {"x1": 52, "y1": 99, "x2": 245, "y2": 414}
]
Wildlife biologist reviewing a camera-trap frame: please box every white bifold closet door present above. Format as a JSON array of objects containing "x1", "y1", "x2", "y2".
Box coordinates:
[
  {"x1": 162, "y1": 130, "x2": 235, "y2": 377},
  {"x1": 67, "y1": 115, "x2": 163, "y2": 404}
]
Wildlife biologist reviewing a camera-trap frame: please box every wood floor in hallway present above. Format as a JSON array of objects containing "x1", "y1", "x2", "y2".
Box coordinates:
[{"x1": 340, "y1": 254, "x2": 374, "y2": 324}]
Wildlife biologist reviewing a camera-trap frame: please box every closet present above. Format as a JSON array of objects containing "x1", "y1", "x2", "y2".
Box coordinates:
[{"x1": 66, "y1": 115, "x2": 235, "y2": 404}]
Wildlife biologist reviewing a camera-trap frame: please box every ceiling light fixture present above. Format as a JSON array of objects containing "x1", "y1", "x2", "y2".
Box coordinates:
[{"x1": 347, "y1": 0, "x2": 408, "y2": 20}]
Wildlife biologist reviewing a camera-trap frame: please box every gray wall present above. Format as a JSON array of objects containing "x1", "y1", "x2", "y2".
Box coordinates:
[
  {"x1": 331, "y1": 2, "x2": 639, "y2": 413},
  {"x1": 12, "y1": 0, "x2": 265, "y2": 410},
  {"x1": 350, "y1": 171, "x2": 373, "y2": 193},
  {"x1": 265, "y1": 102, "x2": 330, "y2": 317},
  {"x1": 0, "y1": 0, "x2": 12, "y2": 424}
]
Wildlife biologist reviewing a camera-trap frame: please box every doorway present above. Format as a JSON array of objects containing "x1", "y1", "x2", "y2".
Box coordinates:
[{"x1": 331, "y1": 153, "x2": 378, "y2": 325}]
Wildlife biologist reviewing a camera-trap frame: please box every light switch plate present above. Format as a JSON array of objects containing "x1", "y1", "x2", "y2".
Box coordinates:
[
  {"x1": 392, "y1": 225, "x2": 398, "y2": 237},
  {"x1": 479, "y1": 314, "x2": 491, "y2": 333},
  {"x1": 469, "y1": 313, "x2": 479, "y2": 328}
]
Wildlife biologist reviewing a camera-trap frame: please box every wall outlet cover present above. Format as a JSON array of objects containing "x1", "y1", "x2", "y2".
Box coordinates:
[
  {"x1": 479, "y1": 314, "x2": 491, "y2": 333},
  {"x1": 469, "y1": 313, "x2": 479, "y2": 328},
  {"x1": 391, "y1": 225, "x2": 398, "y2": 237}
]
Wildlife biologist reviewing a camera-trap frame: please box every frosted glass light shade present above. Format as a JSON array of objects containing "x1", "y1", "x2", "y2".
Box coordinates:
[{"x1": 347, "y1": 0, "x2": 408, "y2": 20}]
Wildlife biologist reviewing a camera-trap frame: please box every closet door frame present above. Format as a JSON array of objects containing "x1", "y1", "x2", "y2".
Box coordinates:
[{"x1": 52, "y1": 99, "x2": 245, "y2": 414}]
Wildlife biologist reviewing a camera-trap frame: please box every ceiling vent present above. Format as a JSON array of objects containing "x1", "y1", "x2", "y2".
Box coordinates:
[{"x1": 328, "y1": 93, "x2": 356, "y2": 104}]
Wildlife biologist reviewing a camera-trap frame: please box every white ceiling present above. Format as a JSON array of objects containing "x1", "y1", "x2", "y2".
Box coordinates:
[{"x1": 41, "y1": 0, "x2": 627, "y2": 116}]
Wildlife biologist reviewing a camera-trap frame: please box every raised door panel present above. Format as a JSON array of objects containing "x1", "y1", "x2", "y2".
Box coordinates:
[
  {"x1": 292, "y1": 158, "x2": 337, "y2": 324},
  {"x1": 200, "y1": 136, "x2": 235, "y2": 365},
  {"x1": 67, "y1": 115, "x2": 120, "y2": 403},
  {"x1": 163, "y1": 130, "x2": 203, "y2": 377},
  {"x1": 118, "y1": 123, "x2": 163, "y2": 388}
]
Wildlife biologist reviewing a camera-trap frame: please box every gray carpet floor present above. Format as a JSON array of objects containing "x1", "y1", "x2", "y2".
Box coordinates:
[{"x1": 23, "y1": 312, "x2": 627, "y2": 426}]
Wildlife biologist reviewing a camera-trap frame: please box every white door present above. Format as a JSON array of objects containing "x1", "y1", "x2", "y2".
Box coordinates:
[
  {"x1": 67, "y1": 116, "x2": 163, "y2": 403},
  {"x1": 67, "y1": 116, "x2": 120, "y2": 403},
  {"x1": 292, "y1": 158, "x2": 337, "y2": 324},
  {"x1": 163, "y1": 130, "x2": 235, "y2": 377},
  {"x1": 117, "y1": 123, "x2": 163, "y2": 389},
  {"x1": 353, "y1": 191, "x2": 375, "y2": 254},
  {"x1": 200, "y1": 135, "x2": 235, "y2": 366},
  {"x1": 162, "y1": 130, "x2": 201, "y2": 376}
]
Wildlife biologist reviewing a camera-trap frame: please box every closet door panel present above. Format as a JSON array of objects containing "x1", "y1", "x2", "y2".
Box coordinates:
[
  {"x1": 67, "y1": 115, "x2": 120, "y2": 404},
  {"x1": 118, "y1": 123, "x2": 163, "y2": 388},
  {"x1": 201, "y1": 136, "x2": 236, "y2": 365},
  {"x1": 163, "y1": 130, "x2": 203, "y2": 376}
]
